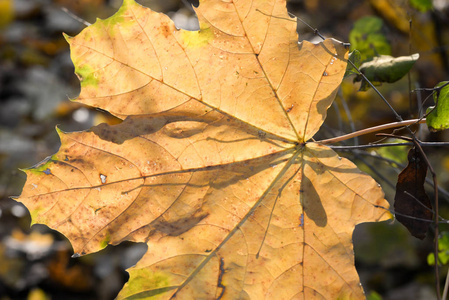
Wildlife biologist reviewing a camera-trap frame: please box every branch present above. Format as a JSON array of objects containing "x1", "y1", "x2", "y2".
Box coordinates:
[
  {"x1": 329, "y1": 142, "x2": 449, "y2": 150},
  {"x1": 317, "y1": 119, "x2": 426, "y2": 145}
]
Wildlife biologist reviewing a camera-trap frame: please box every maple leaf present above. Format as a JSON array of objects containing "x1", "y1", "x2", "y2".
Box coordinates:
[{"x1": 16, "y1": 0, "x2": 391, "y2": 298}]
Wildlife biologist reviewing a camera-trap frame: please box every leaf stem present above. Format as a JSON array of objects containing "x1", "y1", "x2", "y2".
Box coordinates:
[
  {"x1": 414, "y1": 81, "x2": 449, "y2": 93},
  {"x1": 317, "y1": 119, "x2": 426, "y2": 145},
  {"x1": 329, "y1": 142, "x2": 449, "y2": 149},
  {"x1": 289, "y1": 12, "x2": 327, "y2": 40},
  {"x1": 61, "y1": 7, "x2": 91, "y2": 26}
]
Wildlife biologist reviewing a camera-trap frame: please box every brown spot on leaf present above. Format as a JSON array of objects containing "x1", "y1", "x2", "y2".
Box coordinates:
[{"x1": 160, "y1": 24, "x2": 171, "y2": 38}]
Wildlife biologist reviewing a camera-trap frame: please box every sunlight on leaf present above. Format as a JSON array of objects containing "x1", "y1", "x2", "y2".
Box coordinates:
[
  {"x1": 15, "y1": 0, "x2": 391, "y2": 298},
  {"x1": 426, "y1": 81, "x2": 449, "y2": 132}
]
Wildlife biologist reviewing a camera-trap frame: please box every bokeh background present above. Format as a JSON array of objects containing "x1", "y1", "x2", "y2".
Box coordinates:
[{"x1": 0, "y1": 0, "x2": 448, "y2": 299}]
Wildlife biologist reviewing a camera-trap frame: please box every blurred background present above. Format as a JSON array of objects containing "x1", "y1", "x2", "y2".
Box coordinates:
[{"x1": 0, "y1": 0, "x2": 448, "y2": 299}]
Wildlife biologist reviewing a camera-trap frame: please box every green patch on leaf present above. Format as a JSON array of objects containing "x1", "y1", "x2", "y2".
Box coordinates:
[
  {"x1": 355, "y1": 54, "x2": 419, "y2": 91},
  {"x1": 426, "y1": 81, "x2": 449, "y2": 132},
  {"x1": 99, "y1": 233, "x2": 110, "y2": 249},
  {"x1": 25, "y1": 155, "x2": 56, "y2": 174},
  {"x1": 75, "y1": 64, "x2": 99, "y2": 88},
  {"x1": 349, "y1": 16, "x2": 391, "y2": 61},
  {"x1": 118, "y1": 268, "x2": 175, "y2": 299},
  {"x1": 29, "y1": 206, "x2": 47, "y2": 226},
  {"x1": 101, "y1": 0, "x2": 133, "y2": 27},
  {"x1": 410, "y1": 0, "x2": 433, "y2": 12},
  {"x1": 180, "y1": 26, "x2": 214, "y2": 48}
]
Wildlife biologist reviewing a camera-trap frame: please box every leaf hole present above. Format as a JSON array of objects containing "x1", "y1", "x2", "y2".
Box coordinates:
[{"x1": 100, "y1": 174, "x2": 107, "y2": 184}]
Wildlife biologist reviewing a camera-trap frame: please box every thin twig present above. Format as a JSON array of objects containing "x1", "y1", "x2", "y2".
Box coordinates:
[
  {"x1": 329, "y1": 142, "x2": 449, "y2": 149},
  {"x1": 181, "y1": 0, "x2": 195, "y2": 12},
  {"x1": 338, "y1": 89, "x2": 358, "y2": 145},
  {"x1": 404, "y1": 191, "x2": 440, "y2": 219},
  {"x1": 414, "y1": 81, "x2": 449, "y2": 93},
  {"x1": 374, "y1": 205, "x2": 448, "y2": 224},
  {"x1": 331, "y1": 101, "x2": 344, "y2": 134},
  {"x1": 373, "y1": 133, "x2": 441, "y2": 297},
  {"x1": 289, "y1": 12, "x2": 326, "y2": 40},
  {"x1": 414, "y1": 140, "x2": 440, "y2": 298},
  {"x1": 375, "y1": 133, "x2": 413, "y2": 142},
  {"x1": 348, "y1": 149, "x2": 449, "y2": 202},
  {"x1": 408, "y1": 18, "x2": 413, "y2": 117},
  {"x1": 347, "y1": 60, "x2": 405, "y2": 122},
  {"x1": 61, "y1": 7, "x2": 91, "y2": 27}
]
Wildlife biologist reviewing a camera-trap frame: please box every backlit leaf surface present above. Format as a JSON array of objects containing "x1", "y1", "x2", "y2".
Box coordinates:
[
  {"x1": 16, "y1": 0, "x2": 391, "y2": 298},
  {"x1": 426, "y1": 81, "x2": 449, "y2": 132}
]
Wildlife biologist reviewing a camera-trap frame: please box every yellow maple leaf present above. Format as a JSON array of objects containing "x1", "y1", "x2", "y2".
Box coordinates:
[{"x1": 16, "y1": 0, "x2": 391, "y2": 298}]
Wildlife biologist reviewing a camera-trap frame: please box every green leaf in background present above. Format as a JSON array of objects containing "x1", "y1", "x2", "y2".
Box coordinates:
[
  {"x1": 410, "y1": 0, "x2": 433, "y2": 12},
  {"x1": 349, "y1": 16, "x2": 391, "y2": 61},
  {"x1": 344, "y1": 50, "x2": 362, "y2": 78},
  {"x1": 426, "y1": 81, "x2": 449, "y2": 132},
  {"x1": 355, "y1": 54, "x2": 419, "y2": 91},
  {"x1": 376, "y1": 139, "x2": 409, "y2": 166},
  {"x1": 427, "y1": 232, "x2": 449, "y2": 266},
  {"x1": 367, "y1": 291, "x2": 383, "y2": 300}
]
